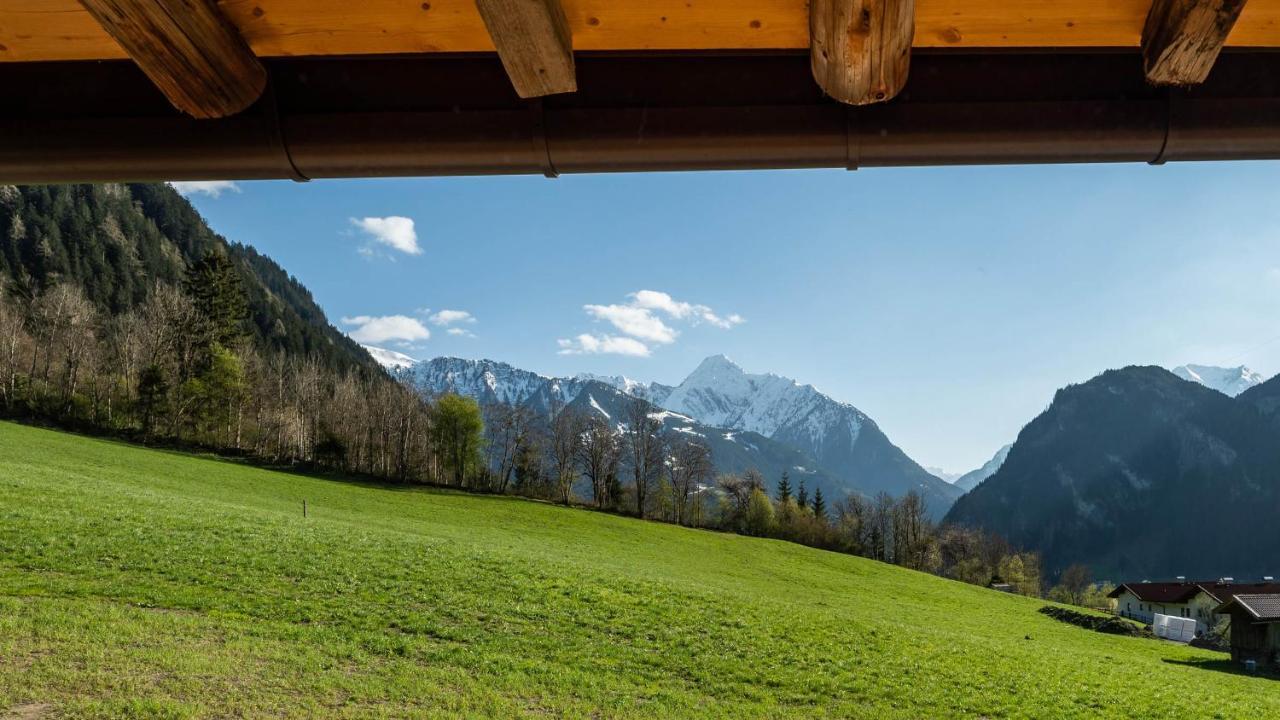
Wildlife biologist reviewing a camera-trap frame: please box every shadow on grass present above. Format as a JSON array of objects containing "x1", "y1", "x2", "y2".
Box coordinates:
[{"x1": 1162, "y1": 657, "x2": 1278, "y2": 680}]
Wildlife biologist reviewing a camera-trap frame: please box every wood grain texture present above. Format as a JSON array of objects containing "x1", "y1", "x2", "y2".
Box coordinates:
[
  {"x1": 4, "y1": 0, "x2": 1280, "y2": 63},
  {"x1": 1142, "y1": 0, "x2": 1249, "y2": 84},
  {"x1": 474, "y1": 0, "x2": 575, "y2": 97},
  {"x1": 810, "y1": 0, "x2": 914, "y2": 105},
  {"x1": 76, "y1": 0, "x2": 266, "y2": 118}
]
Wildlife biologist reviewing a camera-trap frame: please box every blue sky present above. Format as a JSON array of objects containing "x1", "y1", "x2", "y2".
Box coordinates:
[{"x1": 176, "y1": 161, "x2": 1280, "y2": 472}]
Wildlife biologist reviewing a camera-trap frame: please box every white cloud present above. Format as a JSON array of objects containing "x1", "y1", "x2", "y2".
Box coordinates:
[
  {"x1": 341, "y1": 315, "x2": 431, "y2": 344},
  {"x1": 430, "y1": 309, "x2": 476, "y2": 326},
  {"x1": 351, "y1": 216, "x2": 421, "y2": 255},
  {"x1": 169, "y1": 181, "x2": 241, "y2": 198},
  {"x1": 560, "y1": 290, "x2": 742, "y2": 358},
  {"x1": 447, "y1": 327, "x2": 476, "y2": 338},
  {"x1": 630, "y1": 289, "x2": 745, "y2": 328},
  {"x1": 558, "y1": 334, "x2": 651, "y2": 357},
  {"x1": 584, "y1": 303, "x2": 678, "y2": 344}
]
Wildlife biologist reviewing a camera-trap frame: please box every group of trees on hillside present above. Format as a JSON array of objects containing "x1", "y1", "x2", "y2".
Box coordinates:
[
  {"x1": 475, "y1": 400, "x2": 717, "y2": 524},
  {"x1": 0, "y1": 255, "x2": 481, "y2": 487},
  {"x1": 467, "y1": 397, "x2": 1088, "y2": 599}
]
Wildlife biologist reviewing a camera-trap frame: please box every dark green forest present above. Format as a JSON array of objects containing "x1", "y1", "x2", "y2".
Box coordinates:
[{"x1": 0, "y1": 183, "x2": 373, "y2": 371}]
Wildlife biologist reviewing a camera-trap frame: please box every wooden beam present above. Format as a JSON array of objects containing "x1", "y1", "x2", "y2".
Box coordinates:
[
  {"x1": 474, "y1": 0, "x2": 575, "y2": 97},
  {"x1": 1143, "y1": 0, "x2": 1250, "y2": 85},
  {"x1": 8, "y1": 0, "x2": 1280, "y2": 64},
  {"x1": 75, "y1": 0, "x2": 267, "y2": 118},
  {"x1": 810, "y1": 0, "x2": 914, "y2": 105}
]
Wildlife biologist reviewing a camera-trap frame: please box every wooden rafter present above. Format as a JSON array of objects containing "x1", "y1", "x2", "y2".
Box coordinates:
[
  {"x1": 810, "y1": 0, "x2": 915, "y2": 105},
  {"x1": 474, "y1": 0, "x2": 576, "y2": 98},
  {"x1": 76, "y1": 0, "x2": 267, "y2": 118},
  {"x1": 6, "y1": 1, "x2": 1280, "y2": 63},
  {"x1": 1142, "y1": 0, "x2": 1250, "y2": 85}
]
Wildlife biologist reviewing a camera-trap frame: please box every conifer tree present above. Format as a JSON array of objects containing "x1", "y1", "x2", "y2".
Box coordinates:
[
  {"x1": 776, "y1": 471, "x2": 792, "y2": 503},
  {"x1": 185, "y1": 252, "x2": 248, "y2": 352},
  {"x1": 796, "y1": 479, "x2": 809, "y2": 510},
  {"x1": 812, "y1": 486, "x2": 826, "y2": 520}
]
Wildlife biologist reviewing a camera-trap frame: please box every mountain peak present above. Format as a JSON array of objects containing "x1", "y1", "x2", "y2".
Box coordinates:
[
  {"x1": 692, "y1": 353, "x2": 743, "y2": 374},
  {"x1": 1171, "y1": 363, "x2": 1265, "y2": 397}
]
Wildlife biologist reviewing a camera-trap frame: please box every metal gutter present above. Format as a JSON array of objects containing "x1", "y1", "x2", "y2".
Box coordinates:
[{"x1": 2, "y1": 52, "x2": 1279, "y2": 183}]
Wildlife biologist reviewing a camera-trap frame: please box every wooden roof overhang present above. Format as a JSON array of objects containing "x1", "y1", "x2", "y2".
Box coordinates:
[{"x1": 2, "y1": 0, "x2": 1280, "y2": 181}]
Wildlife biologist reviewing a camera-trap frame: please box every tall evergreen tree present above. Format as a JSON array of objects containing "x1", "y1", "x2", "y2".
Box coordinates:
[
  {"x1": 776, "y1": 471, "x2": 792, "y2": 503},
  {"x1": 185, "y1": 252, "x2": 248, "y2": 351},
  {"x1": 796, "y1": 479, "x2": 809, "y2": 510},
  {"x1": 812, "y1": 487, "x2": 826, "y2": 520}
]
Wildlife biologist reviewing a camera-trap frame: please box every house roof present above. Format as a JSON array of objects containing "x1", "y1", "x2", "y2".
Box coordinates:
[
  {"x1": 1108, "y1": 583, "x2": 1204, "y2": 604},
  {"x1": 1108, "y1": 582, "x2": 1280, "y2": 605},
  {"x1": 1215, "y1": 594, "x2": 1280, "y2": 622}
]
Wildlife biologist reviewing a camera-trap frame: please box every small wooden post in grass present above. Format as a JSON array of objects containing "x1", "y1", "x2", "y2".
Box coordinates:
[{"x1": 303, "y1": 499, "x2": 308, "y2": 518}]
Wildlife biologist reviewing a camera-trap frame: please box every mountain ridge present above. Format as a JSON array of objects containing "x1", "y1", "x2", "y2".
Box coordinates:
[
  {"x1": 401, "y1": 355, "x2": 961, "y2": 517},
  {"x1": 945, "y1": 365, "x2": 1280, "y2": 579}
]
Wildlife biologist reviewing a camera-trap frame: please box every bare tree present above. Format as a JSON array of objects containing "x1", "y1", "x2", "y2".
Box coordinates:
[
  {"x1": 548, "y1": 404, "x2": 585, "y2": 505},
  {"x1": 622, "y1": 398, "x2": 664, "y2": 517},
  {"x1": 577, "y1": 412, "x2": 621, "y2": 508},
  {"x1": 486, "y1": 403, "x2": 533, "y2": 494},
  {"x1": 0, "y1": 283, "x2": 27, "y2": 408},
  {"x1": 669, "y1": 437, "x2": 714, "y2": 525}
]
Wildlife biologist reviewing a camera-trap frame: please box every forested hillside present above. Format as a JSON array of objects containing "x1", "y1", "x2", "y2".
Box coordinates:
[
  {"x1": 0, "y1": 182, "x2": 464, "y2": 488},
  {"x1": 0, "y1": 183, "x2": 373, "y2": 371},
  {"x1": 946, "y1": 366, "x2": 1280, "y2": 580}
]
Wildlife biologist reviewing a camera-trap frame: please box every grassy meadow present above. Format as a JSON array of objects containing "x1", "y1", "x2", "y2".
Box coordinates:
[{"x1": 0, "y1": 420, "x2": 1275, "y2": 718}]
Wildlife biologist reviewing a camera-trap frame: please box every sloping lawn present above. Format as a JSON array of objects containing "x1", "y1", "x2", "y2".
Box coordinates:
[{"x1": 0, "y1": 421, "x2": 1273, "y2": 718}]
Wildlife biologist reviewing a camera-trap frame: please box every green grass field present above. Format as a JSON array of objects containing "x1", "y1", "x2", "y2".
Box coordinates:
[{"x1": 0, "y1": 420, "x2": 1275, "y2": 718}]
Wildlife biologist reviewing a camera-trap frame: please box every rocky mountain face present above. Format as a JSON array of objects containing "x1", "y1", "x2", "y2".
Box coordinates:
[
  {"x1": 655, "y1": 355, "x2": 961, "y2": 513},
  {"x1": 404, "y1": 355, "x2": 961, "y2": 518},
  {"x1": 945, "y1": 366, "x2": 1280, "y2": 580},
  {"x1": 1172, "y1": 364, "x2": 1265, "y2": 397}
]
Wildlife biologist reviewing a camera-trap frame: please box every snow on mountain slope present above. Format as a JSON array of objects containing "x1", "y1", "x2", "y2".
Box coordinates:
[
  {"x1": 661, "y1": 355, "x2": 858, "y2": 443},
  {"x1": 362, "y1": 345, "x2": 418, "y2": 370},
  {"x1": 402, "y1": 355, "x2": 961, "y2": 517},
  {"x1": 398, "y1": 357, "x2": 587, "y2": 413},
  {"x1": 660, "y1": 355, "x2": 962, "y2": 512},
  {"x1": 953, "y1": 444, "x2": 1013, "y2": 493},
  {"x1": 1172, "y1": 364, "x2": 1265, "y2": 397}
]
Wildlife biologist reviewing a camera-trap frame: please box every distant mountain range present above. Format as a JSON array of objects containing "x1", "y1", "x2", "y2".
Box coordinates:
[
  {"x1": 1172, "y1": 364, "x2": 1265, "y2": 397},
  {"x1": 390, "y1": 354, "x2": 962, "y2": 517},
  {"x1": 946, "y1": 366, "x2": 1280, "y2": 580},
  {"x1": 952, "y1": 444, "x2": 1012, "y2": 493}
]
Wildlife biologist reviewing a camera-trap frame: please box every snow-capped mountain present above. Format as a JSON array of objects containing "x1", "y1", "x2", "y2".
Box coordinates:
[
  {"x1": 398, "y1": 357, "x2": 589, "y2": 413},
  {"x1": 1172, "y1": 364, "x2": 1265, "y2": 397},
  {"x1": 952, "y1": 444, "x2": 1012, "y2": 493},
  {"x1": 363, "y1": 345, "x2": 418, "y2": 370},
  {"x1": 400, "y1": 355, "x2": 961, "y2": 517},
  {"x1": 573, "y1": 373, "x2": 672, "y2": 403},
  {"x1": 657, "y1": 355, "x2": 961, "y2": 511}
]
